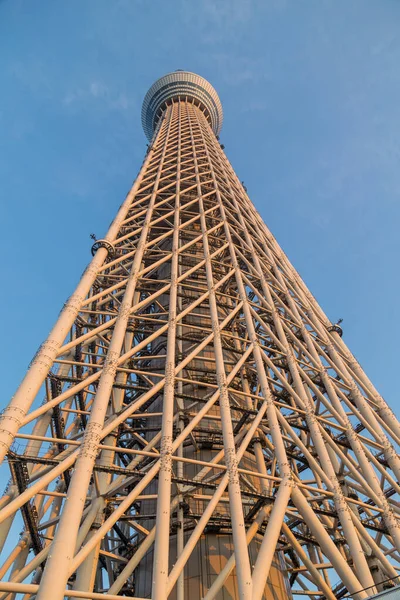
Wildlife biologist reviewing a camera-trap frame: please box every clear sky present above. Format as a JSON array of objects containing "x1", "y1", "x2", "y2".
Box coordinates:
[{"x1": 1, "y1": 0, "x2": 400, "y2": 420}]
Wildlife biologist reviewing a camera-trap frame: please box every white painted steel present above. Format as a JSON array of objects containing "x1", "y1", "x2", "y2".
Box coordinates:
[{"x1": 0, "y1": 73, "x2": 399, "y2": 600}]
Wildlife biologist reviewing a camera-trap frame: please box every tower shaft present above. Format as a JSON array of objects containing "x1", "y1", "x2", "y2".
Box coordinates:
[{"x1": 0, "y1": 73, "x2": 400, "y2": 600}]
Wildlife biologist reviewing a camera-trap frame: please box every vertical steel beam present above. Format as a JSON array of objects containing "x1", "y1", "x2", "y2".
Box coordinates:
[
  {"x1": 152, "y1": 101, "x2": 182, "y2": 599},
  {"x1": 186, "y1": 102, "x2": 253, "y2": 600},
  {"x1": 36, "y1": 107, "x2": 175, "y2": 600}
]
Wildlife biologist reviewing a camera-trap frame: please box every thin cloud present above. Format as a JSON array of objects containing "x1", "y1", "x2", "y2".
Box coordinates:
[
  {"x1": 211, "y1": 53, "x2": 271, "y2": 86},
  {"x1": 63, "y1": 81, "x2": 133, "y2": 113}
]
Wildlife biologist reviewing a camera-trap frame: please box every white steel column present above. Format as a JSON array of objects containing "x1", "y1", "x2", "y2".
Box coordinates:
[
  {"x1": 151, "y1": 100, "x2": 182, "y2": 599},
  {"x1": 0, "y1": 146, "x2": 157, "y2": 464},
  {"x1": 35, "y1": 107, "x2": 175, "y2": 600}
]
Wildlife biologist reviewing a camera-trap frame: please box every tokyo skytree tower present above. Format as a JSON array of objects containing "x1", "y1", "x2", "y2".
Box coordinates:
[{"x1": 0, "y1": 70, "x2": 400, "y2": 600}]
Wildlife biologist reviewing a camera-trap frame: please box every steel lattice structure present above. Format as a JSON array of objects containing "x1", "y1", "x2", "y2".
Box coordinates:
[{"x1": 0, "y1": 71, "x2": 400, "y2": 600}]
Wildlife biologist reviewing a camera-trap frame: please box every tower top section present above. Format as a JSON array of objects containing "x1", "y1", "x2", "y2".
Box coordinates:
[{"x1": 142, "y1": 71, "x2": 223, "y2": 141}]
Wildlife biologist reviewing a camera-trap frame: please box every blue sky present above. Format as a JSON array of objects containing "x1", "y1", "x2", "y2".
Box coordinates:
[{"x1": 1, "y1": 0, "x2": 400, "y2": 416}]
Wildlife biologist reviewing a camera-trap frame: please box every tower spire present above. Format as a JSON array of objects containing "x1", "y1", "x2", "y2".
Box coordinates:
[{"x1": 0, "y1": 71, "x2": 399, "y2": 600}]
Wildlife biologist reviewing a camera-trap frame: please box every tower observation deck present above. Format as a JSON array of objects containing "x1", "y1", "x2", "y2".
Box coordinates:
[
  {"x1": 0, "y1": 71, "x2": 399, "y2": 600},
  {"x1": 141, "y1": 70, "x2": 223, "y2": 140}
]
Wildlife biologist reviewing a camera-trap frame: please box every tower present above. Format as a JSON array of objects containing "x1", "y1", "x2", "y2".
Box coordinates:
[{"x1": 0, "y1": 69, "x2": 399, "y2": 600}]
